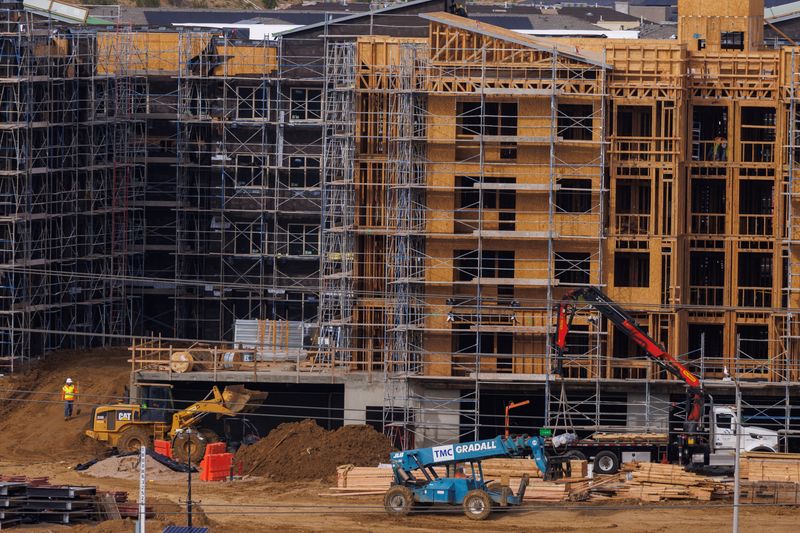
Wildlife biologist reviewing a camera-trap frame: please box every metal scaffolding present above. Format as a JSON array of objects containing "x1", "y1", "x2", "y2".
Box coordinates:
[{"x1": 0, "y1": 9, "x2": 142, "y2": 370}]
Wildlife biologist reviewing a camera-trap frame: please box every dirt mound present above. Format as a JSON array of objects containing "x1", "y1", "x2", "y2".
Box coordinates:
[
  {"x1": 234, "y1": 419, "x2": 393, "y2": 481},
  {"x1": 0, "y1": 347, "x2": 130, "y2": 462},
  {"x1": 81, "y1": 454, "x2": 187, "y2": 482}
]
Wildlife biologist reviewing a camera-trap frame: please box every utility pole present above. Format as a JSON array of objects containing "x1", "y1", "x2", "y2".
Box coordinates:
[
  {"x1": 138, "y1": 445, "x2": 146, "y2": 533},
  {"x1": 732, "y1": 382, "x2": 741, "y2": 533},
  {"x1": 186, "y1": 428, "x2": 193, "y2": 528}
]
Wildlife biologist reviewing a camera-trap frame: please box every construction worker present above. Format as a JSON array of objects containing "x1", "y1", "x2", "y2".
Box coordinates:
[{"x1": 61, "y1": 378, "x2": 77, "y2": 420}]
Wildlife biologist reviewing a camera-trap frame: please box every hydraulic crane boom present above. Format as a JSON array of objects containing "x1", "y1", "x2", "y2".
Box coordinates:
[
  {"x1": 390, "y1": 434, "x2": 550, "y2": 476},
  {"x1": 554, "y1": 287, "x2": 704, "y2": 427}
]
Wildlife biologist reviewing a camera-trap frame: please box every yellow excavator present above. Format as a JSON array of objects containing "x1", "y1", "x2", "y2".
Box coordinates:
[{"x1": 85, "y1": 385, "x2": 267, "y2": 463}]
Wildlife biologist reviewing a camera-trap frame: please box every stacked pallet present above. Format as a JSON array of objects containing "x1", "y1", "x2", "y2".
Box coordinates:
[
  {"x1": 0, "y1": 476, "x2": 103, "y2": 527},
  {"x1": 741, "y1": 452, "x2": 800, "y2": 483},
  {"x1": 620, "y1": 463, "x2": 720, "y2": 502},
  {"x1": 26, "y1": 485, "x2": 98, "y2": 524},
  {"x1": 0, "y1": 482, "x2": 27, "y2": 529}
]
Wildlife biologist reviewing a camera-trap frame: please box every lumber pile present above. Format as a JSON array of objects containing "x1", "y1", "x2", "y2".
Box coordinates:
[
  {"x1": 481, "y1": 458, "x2": 541, "y2": 479},
  {"x1": 741, "y1": 452, "x2": 800, "y2": 483},
  {"x1": 523, "y1": 478, "x2": 569, "y2": 501},
  {"x1": 618, "y1": 463, "x2": 725, "y2": 502},
  {"x1": 589, "y1": 433, "x2": 668, "y2": 444},
  {"x1": 331, "y1": 465, "x2": 393, "y2": 495}
]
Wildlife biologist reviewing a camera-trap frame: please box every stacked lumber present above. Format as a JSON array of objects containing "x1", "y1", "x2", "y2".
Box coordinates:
[
  {"x1": 569, "y1": 459, "x2": 588, "y2": 479},
  {"x1": 741, "y1": 452, "x2": 800, "y2": 483},
  {"x1": 589, "y1": 433, "x2": 668, "y2": 444},
  {"x1": 523, "y1": 479, "x2": 568, "y2": 501},
  {"x1": 481, "y1": 458, "x2": 541, "y2": 479},
  {"x1": 331, "y1": 465, "x2": 393, "y2": 495},
  {"x1": 620, "y1": 463, "x2": 723, "y2": 502}
]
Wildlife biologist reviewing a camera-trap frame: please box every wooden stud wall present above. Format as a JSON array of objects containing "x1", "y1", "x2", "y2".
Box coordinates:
[{"x1": 347, "y1": 10, "x2": 800, "y2": 383}]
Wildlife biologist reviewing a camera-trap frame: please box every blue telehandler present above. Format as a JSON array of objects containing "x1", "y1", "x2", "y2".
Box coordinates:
[{"x1": 385, "y1": 434, "x2": 572, "y2": 520}]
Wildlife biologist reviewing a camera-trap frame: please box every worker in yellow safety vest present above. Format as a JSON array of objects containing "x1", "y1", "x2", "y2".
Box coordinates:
[{"x1": 61, "y1": 378, "x2": 77, "y2": 420}]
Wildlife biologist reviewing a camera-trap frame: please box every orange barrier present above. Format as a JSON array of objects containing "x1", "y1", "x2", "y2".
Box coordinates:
[
  {"x1": 200, "y1": 452, "x2": 233, "y2": 482},
  {"x1": 154, "y1": 439, "x2": 172, "y2": 459},
  {"x1": 204, "y1": 442, "x2": 227, "y2": 457}
]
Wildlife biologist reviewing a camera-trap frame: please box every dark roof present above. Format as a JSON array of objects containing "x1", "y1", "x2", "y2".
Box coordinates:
[
  {"x1": 279, "y1": 0, "x2": 440, "y2": 36},
  {"x1": 629, "y1": 0, "x2": 674, "y2": 6},
  {"x1": 527, "y1": 14, "x2": 609, "y2": 30},
  {"x1": 557, "y1": 6, "x2": 640, "y2": 22},
  {"x1": 135, "y1": 5, "x2": 368, "y2": 27},
  {"x1": 638, "y1": 21, "x2": 677, "y2": 39},
  {"x1": 473, "y1": 15, "x2": 534, "y2": 29}
]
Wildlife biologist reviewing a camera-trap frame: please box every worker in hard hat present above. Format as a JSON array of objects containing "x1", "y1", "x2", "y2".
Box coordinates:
[{"x1": 61, "y1": 378, "x2": 77, "y2": 420}]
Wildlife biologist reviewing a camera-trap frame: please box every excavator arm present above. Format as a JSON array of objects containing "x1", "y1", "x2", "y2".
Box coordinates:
[
  {"x1": 554, "y1": 287, "x2": 704, "y2": 427},
  {"x1": 169, "y1": 385, "x2": 268, "y2": 436}
]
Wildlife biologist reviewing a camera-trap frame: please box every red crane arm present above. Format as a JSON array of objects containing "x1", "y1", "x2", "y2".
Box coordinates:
[{"x1": 553, "y1": 287, "x2": 703, "y2": 423}]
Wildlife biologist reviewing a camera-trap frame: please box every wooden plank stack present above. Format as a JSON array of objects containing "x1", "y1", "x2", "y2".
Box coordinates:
[
  {"x1": 741, "y1": 452, "x2": 800, "y2": 483},
  {"x1": 333, "y1": 465, "x2": 393, "y2": 495},
  {"x1": 589, "y1": 433, "x2": 668, "y2": 444},
  {"x1": 620, "y1": 463, "x2": 722, "y2": 502}
]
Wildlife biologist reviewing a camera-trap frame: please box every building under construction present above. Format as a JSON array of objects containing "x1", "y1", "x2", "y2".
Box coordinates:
[{"x1": 3, "y1": 0, "x2": 800, "y2": 449}]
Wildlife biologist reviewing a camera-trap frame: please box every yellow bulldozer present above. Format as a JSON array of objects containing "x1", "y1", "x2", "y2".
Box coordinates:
[{"x1": 86, "y1": 385, "x2": 267, "y2": 463}]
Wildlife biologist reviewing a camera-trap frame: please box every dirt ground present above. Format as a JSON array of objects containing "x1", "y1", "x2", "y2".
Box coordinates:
[
  {"x1": 2, "y1": 349, "x2": 800, "y2": 531},
  {"x1": 1, "y1": 460, "x2": 799, "y2": 532},
  {"x1": 0, "y1": 348, "x2": 131, "y2": 463}
]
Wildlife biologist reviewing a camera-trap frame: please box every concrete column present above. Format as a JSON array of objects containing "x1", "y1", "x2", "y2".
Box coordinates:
[{"x1": 343, "y1": 379, "x2": 385, "y2": 425}]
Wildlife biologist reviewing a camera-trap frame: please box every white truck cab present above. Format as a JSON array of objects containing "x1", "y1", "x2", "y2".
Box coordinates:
[{"x1": 707, "y1": 405, "x2": 779, "y2": 466}]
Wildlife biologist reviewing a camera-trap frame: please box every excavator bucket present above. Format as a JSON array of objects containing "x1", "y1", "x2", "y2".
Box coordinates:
[{"x1": 221, "y1": 385, "x2": 268, "y2": 414}]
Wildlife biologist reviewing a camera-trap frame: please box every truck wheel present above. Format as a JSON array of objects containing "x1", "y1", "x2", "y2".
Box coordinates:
[
  {"x1": 384, "y1": 486, "x2": 414, "y2": 517},
  {"x1": 116, "y1": 427, "x2": 151, "y2": 453},
  {"x1": 564, "y1": 450, "x2": 587, "y2": 461},
  {"x1": 593, "y1": 450, "x2": 620, "y2": 475},
  {"x1": 463, "y1": 489, "x2": 492, "y2": 520}
]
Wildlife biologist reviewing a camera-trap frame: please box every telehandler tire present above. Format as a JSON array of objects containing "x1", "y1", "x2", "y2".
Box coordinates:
[
  {"x1": 384, "y1": 486, "x2": 414, "y2": 517},
  {"x1": 116, "y1": 427, "x2": 151, "y2": 453},
  {"x1": 463, "y1": 489, "x2": 492, "y2": 520}
]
